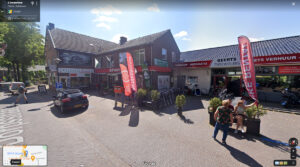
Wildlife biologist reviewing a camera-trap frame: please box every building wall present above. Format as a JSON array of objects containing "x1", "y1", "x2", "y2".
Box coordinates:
[
  {"x1": 152, "y1": 31, "x2": 180, "y2": 67},
  {"x1": 174, "y1": 68, "x2": 212, "y2": 94}
]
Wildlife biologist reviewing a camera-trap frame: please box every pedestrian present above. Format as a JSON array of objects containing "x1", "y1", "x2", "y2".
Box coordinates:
[
  {"x1": 212, "y1": 99, "x2": 233, "y2": 145},
  {"x1": 14, "y1": 84, "x2": 28, "y2": 105},
  {"x1": 233, "y1": 100, "x2": 255, "y2": 134}
]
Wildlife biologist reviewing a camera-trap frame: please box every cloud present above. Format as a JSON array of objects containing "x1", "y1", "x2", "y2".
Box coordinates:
[
  {"x1": 112, "y1": 34, "x2": 129, "y2": 43},
  {"x1": 174, "y1": 31, "x2": 188, "y2": 38},
  {"x1": 91, "y1": 5, "x2": 122, "y2": 16},
  {"x1": 93, "y1": 16, "x2": 118, "y2": 23},
  {"x1": 182, "y1": 37, "x2": 191, "y2": 41},
  {"x1": 249, "y1": 37, "x2": 265, "y2": 42},
  {"x1": 147, "y1": 3, "x2": 160, "y2": 12},
  {"x1": 96, "y1": 23, "x2": 111, "y2": 30}
]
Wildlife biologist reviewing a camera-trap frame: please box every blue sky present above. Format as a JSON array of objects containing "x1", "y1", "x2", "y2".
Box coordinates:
[{"x1": 39, "y1": 1, "x2": 300, "y2": 52}]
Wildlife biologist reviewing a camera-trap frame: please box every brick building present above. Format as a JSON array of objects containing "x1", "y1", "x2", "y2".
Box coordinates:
[
  {"x1": 94, "y1": 29, "x2": 180, "y2": 91},
  {"x1": 44, "y1": 23, "x2": 118, "y2": 89}
]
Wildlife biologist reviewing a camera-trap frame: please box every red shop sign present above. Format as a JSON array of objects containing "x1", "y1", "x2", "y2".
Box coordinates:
[
  {"x1": 254, "y1": 54, "x2": 300, "y2": 64},
  {"x1": 95, "y1": 68, "x2": 120, "y2": 74},
  {"x1": 174, "y1": 60, "x2": 212, "y2": 68},
  {"x1": 278, "y1": 66, "x2": 300, "y2": 74},
  {"x1": 70, "y1": 73, "x2": 77, "y2": 77},
  {"x1": 148, "y1": 66, "x2": 172, "y2": 72}
]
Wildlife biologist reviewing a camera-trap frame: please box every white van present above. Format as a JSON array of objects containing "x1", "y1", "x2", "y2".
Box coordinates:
[{"x1": 9, "y1": 82, "x2": 25, "y2": 95}]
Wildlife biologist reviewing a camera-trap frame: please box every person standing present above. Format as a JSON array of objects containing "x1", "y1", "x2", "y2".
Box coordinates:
[
  {"x1": 212, "y1": 100, "x2": 233, "y2": 145},
  {"x1": 15, "y1": 84, "x2": 28, "y2": 105}
]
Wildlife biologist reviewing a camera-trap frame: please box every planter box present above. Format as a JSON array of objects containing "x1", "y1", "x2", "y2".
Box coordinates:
[
  {"x1": 246, "y1": 118, "x2": 261, "y2": 136},
  {"x1": 208, "y1": 109, "x2": 216, "y2": 126}
]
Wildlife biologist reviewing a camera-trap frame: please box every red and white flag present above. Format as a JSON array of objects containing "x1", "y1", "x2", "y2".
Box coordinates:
[
  {"x1": 120, "y1": 64, "x2": 132, "y2": 96},
  {"x1": 238, "y1": 36, "x2": 258, "y2": 104},
  {"x1": 126, "y1": 52, "x2": 137, "y2": 92}
]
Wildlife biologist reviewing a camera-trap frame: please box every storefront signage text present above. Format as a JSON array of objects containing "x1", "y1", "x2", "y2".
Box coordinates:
[
  {"x1": 58, "y1": 68, "x2": 93, "y2": 73},
  {"x1": 254, "y1": 55, "x2": 300, "y2": 64},
  {"x1": 154, "y1": 58, "x2": 168, "y2": 67},
  {"x1": 95, "y1": 68, "x2": 121, "y2": 74},
  {"x1": 174, "y1": 60, "x2": 212, "y2": 68},
  {"x1": 278, "y1": 66, "x2": 300, "y2": 74}
]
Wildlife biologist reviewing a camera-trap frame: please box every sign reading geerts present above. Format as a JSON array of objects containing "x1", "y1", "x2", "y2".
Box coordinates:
[
  {"x1": 210, "y1": 57, "x2": 240, "y2": 68},
  {"x1": 58, "y1": 68, "x2": 93, "y2": 77}
]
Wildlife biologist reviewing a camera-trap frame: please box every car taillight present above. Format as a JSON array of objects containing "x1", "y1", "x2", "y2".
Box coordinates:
[
  {"x1": 62, "y1": 98, "x2": 71, "y2": 103},
  {"x1": 82, "y1": 95, "x2": 87, "y2": 99}
]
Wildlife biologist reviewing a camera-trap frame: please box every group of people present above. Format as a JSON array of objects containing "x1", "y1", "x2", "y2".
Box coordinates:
[{"x1": 212, "y1": 98, "x2": 256, "y2": 145}]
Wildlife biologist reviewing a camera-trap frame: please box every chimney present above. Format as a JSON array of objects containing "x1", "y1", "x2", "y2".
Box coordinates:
[
  {"x1": 47, "y1": 23, "x2": 55, "y2": 30},
  {"x1": 120, "y1": 36, "x2": 127, "y2": 45}
]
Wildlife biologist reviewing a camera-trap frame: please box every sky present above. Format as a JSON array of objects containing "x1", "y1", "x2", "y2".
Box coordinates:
[{"x1": 39, "y1": 0, "x2": 300, "y2": 52}]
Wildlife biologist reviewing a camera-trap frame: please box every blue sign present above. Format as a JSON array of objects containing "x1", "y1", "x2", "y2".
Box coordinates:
[{"x1": 55, "y1": 82, "x2": 62, "y2": 89}]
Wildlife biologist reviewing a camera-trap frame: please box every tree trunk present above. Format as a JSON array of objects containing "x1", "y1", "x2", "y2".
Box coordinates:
[
  {"x1": 16, "y1": 62, "x2": 20, "y2": 81},
  {"x1": 21, "y1": 64, "x2": 27, "y2": 83},
  {"x1": 6, "y1": 65, "x2": 11, "y2": 81},
  {"x1": 12, "y1": 61, "x2": 17, "y2": 81}
]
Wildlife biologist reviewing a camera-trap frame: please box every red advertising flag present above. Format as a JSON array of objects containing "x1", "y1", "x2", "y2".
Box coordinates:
[
  {"x1": 238, "y1": 36, "x2": 258, "y2": 103},
  {"x1": 120, "y1": 64, "x2": 132, "y2": 96},
  {"x1": 126, "y1": 52, "x2": 137, "y2": 92}
]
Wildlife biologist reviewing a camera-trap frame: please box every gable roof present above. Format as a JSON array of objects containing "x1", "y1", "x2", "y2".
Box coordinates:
[
  {"x1": 48, "y1": 28, "x2": 119, "y2": 55},
  {"x1": 180, "y1": 35, "x2": 300, "y2": 62},
  {"x1": 100, "y1": 29, "x2": 171, "y2": 54}
]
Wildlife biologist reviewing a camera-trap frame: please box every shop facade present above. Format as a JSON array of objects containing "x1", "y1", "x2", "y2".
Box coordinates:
[
  {"x1": 93, "y1": 29, "x2": 180, "y2": 91},
  {"x1": 174, "y1": 36, "x2": 300, "y2": 102},
  {"x1": 44, "y1": 23, "x2": 118, "y2": 89}
]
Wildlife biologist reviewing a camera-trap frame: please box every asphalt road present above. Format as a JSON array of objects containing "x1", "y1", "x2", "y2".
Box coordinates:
[{"x1": 0, "y1": 87, "x2": 299, "y2": 167}]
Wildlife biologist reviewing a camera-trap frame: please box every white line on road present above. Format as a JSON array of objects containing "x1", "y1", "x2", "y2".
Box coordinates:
[{"x1": 0, "y1": 106, "x2": 26, "y2": 148}]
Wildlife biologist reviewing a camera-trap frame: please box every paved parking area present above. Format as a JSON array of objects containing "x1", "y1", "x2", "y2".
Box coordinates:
[{"x1": 0, "y1": 88, "x2": 299, "y2": 167}]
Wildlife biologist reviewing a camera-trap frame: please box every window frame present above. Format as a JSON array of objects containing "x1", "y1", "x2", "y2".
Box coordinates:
[{"x1": 162, "y1": 48, "x2": 167, "y2": 60}]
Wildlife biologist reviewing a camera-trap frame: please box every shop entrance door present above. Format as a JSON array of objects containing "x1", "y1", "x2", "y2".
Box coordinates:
[
  {"x1": 59, "y1": 77, "x2": 68, "y2": 88},
  {"x1": 213, "y1": 75, "x2": 228, "y2": 95}
]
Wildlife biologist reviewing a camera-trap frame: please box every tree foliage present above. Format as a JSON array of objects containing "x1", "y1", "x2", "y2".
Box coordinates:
[{"x1": 0, "y1": 22, "x2": 45, "y2": 81}]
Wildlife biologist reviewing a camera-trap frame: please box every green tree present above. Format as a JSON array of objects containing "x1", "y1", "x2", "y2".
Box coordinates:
[{"x1": 0, "y1": 22, "x2": 44, "y2": 82}]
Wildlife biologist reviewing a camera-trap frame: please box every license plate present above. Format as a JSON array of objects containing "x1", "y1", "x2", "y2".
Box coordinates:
[{"x1": 74, "y1": 104, "x2": 82, "y2": 108}]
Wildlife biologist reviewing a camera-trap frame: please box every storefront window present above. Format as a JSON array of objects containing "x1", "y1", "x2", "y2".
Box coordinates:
[
  {"x1": 256, "y1": 75, "x2": 299, "y2": 92},
  {"x1": 186, "y1": 76, "x2": 198, "y2": 85},
  {"x1": 162, "y1": 48, "x2": 167, "y2": 60},
  {"x1": 255, "y1": 66, "x2": 276, "y2": 74},
  {"x1": 70, "y1": 77, "x2": 90, "y2": 88},
  {"x1": 133, "y1": 49, "x2": 145, "y2": 65},
  {"x1": 212, "y1": 69, "x2": 226, "y2": 75}
]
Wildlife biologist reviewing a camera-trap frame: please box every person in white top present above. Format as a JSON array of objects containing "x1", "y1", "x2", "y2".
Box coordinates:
[{"x1": 233, "y1": 100, "x2": 255, "y2": 133}]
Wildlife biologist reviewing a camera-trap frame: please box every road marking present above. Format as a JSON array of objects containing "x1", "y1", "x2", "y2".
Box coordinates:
[
  {"x1": 260, "y1": 137, "x2": 300, "y2": 150},
  {"x1": 0, "y1": 107, "x2": 25, "y2": 148}
]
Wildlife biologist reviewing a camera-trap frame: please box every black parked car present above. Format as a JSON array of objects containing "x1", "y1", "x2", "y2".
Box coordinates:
[{"x1": 53, "y1": 89, "x2": 88, "y2": 113}]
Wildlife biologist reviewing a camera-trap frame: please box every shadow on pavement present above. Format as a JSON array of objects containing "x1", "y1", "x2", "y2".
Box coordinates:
[
  {"x1": 129, "y1": 107, "x2": 139, "y2": 127},
  {"x1": 159, "y1": 96, "x2": 204, "y2": 115},
  {"x1": 0, "y1": 90, "x2": 54, "y2": 105},
  {"x1": 216, "y1": 140, "x2": 263, "y2": 167},
  {"x1": 228, "y1": 132, "x2": 300, "y2": 157},
  {"x1": 178, "y1": 114, "x2": 194, "y2": 124},
  {"x1": 50, "y1": 106, "x2": 87, "y2": 118}
]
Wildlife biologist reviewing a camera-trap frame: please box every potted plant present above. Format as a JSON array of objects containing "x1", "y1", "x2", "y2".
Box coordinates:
[
  {"x1": 208, "y1": 97, "x2": 222, "y2": 126},
  {"x1": 151, "y1": 90, "x2": 160, "y2": 110},
  {"x1": 137, "y1": 88, "x2": 147, "y2": 107},
  {"x1": 175, "y1": 95, "x2": 186, "y2": 116},
  {"x1": 245, "y1": 104, "x2": 267, "y2": 136}
]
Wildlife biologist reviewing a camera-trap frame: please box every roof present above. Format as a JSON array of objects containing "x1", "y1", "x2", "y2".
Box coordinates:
[
  {"x1": 100, "y1": 29, "x2": 171, "y2": 54},
  {"x1": 180, "y1": 35, "x2": 300, "y2": 62},
  {"x1": 48, "y1": 28, "x2": 119, "y2": 55}
]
